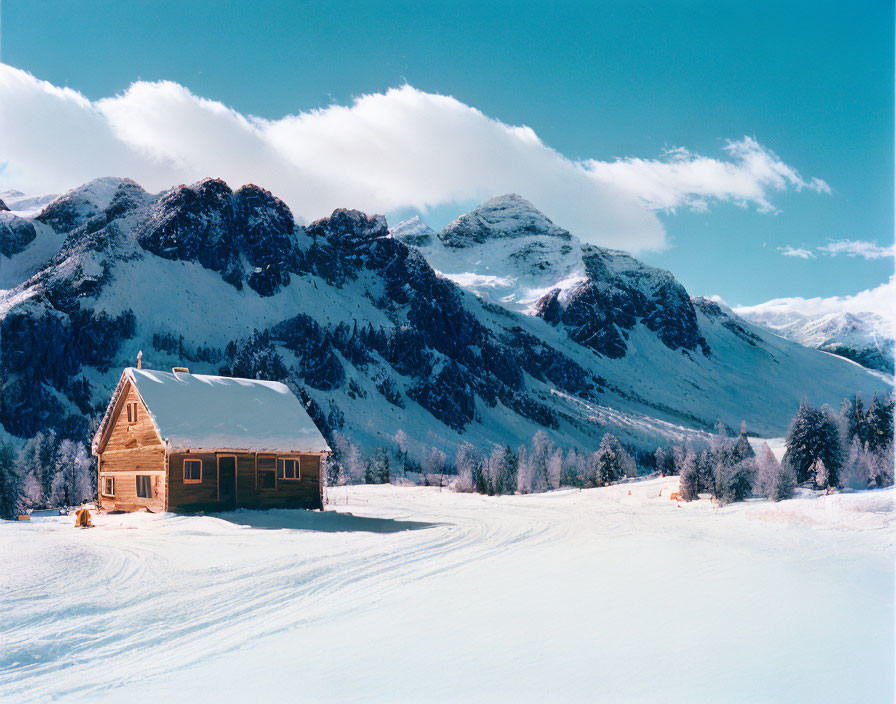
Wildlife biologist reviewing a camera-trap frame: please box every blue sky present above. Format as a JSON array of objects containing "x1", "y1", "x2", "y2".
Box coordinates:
[{"x1": 1, "y1": 0, "x2": 893, "y2": 305}]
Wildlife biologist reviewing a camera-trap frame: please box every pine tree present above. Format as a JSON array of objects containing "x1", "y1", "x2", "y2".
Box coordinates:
[
  {"x1": 366, "y1": 447, "x2": 391, "y2": 484},
  {"x1": 654, "y1": 447, "x2": 667, "y2": 476},
  {"x1": 595, "y1": 433, "x2": 624, "y2": 485},
  {"x1": 840, "y1": 436, "x2": 868, "y2": 490},
  {"x1": 562, "y1": 448, "x2": 584, "y2": 488},
  {"x1": 756, "y1": 443, "x2": 795, "y2": 501},
  {"x1": 503, "y1": 446, "x2": 518, "y2": 494},
  {"x1": 731, "y1": 421, "x2": 755, "y2": 464},
  {"x1": 678, "y1": 447, "x2": 699, "y2": 501},
  {"x1": 0, "y1": 441, "x2": 20, "y2": 520},
  {"x1": 712, "y1": 456, "x2": 755, "y2": 504},
  {"x1": 868, "y1": 394, "x2": 895, "y2": 453},
  {"x1": 696, "y1": 449, "x2": 714, "y2": 493},
  {"x1": 783, "y1": 400, "x2": 843, "y2": 485}
]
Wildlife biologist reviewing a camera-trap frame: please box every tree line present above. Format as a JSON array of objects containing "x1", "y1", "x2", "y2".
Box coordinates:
[
  {"x1": 0, "y1": 431, "x2": 94, "y2": 519},
  {"x1": 326, "y1": 428, "x2": 640, "y2": 496},
  {"x1": 667, "y1": 392, "x2": 893, "y2": 505},
  {"x1": 1, "y1": 391, "x2": 891, "y2": 518},
  {"x1": 325, "y1": 392, "x2": 893, "y2": 505}
]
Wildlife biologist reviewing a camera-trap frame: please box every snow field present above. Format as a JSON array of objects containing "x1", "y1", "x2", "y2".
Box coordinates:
[{"x1": 0, "y1": 477, "x2": 893, "y2": 702}]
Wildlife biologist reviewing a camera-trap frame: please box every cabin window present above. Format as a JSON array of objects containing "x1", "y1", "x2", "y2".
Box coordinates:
[
  {"x1": 126, "y1": 401, "x2": 139, "y2": 424},
  {"x1": 277, "y1": 458, "x2": 300, "y2": 480},
  {"x1": 183, "y1": 459, "x2": 202, "y2": 484},
  {"x1": 136, "y1": 475, "x2": 153, "y2": 499},
  {"x1": 101, "y1": 476, "x2": 115, "y2": 497}
]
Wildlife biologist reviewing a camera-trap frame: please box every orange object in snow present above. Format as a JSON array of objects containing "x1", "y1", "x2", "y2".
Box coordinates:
[
  {"x1": 75, "y1": 508, "x2": 93, "y2": 528},
  {"x1": 670, "y1": 492, "x2": 682, "y2": 501}
]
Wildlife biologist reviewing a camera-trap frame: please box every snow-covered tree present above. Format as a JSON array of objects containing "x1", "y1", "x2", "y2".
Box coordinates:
[
  {"x1": 678, "y1": 447, "x2": 699, "y2": 501},
  {"x1": 713, "y1": 457, "x2": 755, "y2": 504},
  {"x1": 654, "y1": 447, "x2": 667, "y2": 476},
  {"x1": 454, "y1": 442, "x2": 478, "y2": 493},
  {"x1": 423, "y1": 446, "x2": 447, "y2": 488},
  {"x1": 867, "y1": 394, "x2": 894, "y2": 453},
  {"x1": 0, "y1": 441, "x2": 20, "y2": 520},
  {"x1": 366, "y1": 447, "x2": 391, "y2": 484},
  {"x1": 20, "y1": 469, "x2": 42, "y2": 510},
  {"x1": 731, "y1": 421, "x2": 755, "y2": 464},
  {"x1": 562, "y1": 448, "x2": 585, "y2": 488},
  {"x1": 516, "y1": 445, "x2": 533, "y2": 494},
  {"x1": 484, "y1": 445, "x2": 505, "y2": 495},
  {"x1": 840, "y1": 436, "x2": 868, "y2": 491},
  {"x1": 696, "y1": 449, "x2": 714, "y2": 493},
  {"x1": 756, "y1": 443, "x2": 795, "y2": 501},
  {"x1": 482, "y1": 445, "x2": 516, "y2": 495},
  {"x1": 547, "y1": 447, "x2": 563, "y2": 490},
  {"x1": 812, "y1": 458, "x2": 829, "y2": 490},
  {"x1": 394, "y1": 429, "x2": 409, "y2": 475},
  {"x1": 783, "y1": 400, "x2": 842, "y2": 485},
  {"x1": 595, "y1": 433, "x2": 626, "y2": 485},
  {"x1": 529, "y1": 431, "x2": 553, "y2": 493}
]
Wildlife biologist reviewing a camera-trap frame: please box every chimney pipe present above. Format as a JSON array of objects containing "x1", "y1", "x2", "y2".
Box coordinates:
[{"x1": 137, "y1": 351, "x2": 143, "y2": 370}]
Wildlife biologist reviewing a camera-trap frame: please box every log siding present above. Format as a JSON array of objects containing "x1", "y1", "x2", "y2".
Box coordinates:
[{"x1": 94, "y1": 368, "x2": 328, "y2": 514}]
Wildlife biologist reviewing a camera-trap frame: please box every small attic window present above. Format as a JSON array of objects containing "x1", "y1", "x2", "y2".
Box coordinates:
[{"x1": 126, "y1": 402, "x2": 139, "y2": 424}]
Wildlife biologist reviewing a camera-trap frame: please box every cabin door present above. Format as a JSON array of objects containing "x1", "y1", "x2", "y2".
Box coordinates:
[{"x1": 217, "y1": 455, "x2": 237, "y2": 510}]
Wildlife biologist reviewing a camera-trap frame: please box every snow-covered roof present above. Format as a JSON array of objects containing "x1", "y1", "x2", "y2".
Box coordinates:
[{"x1": 95, "y1": 368, "x2": 330, "y2": 454}]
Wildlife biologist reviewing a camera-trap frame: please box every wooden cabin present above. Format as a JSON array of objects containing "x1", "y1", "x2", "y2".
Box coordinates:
[{"x1": 92, "y1": 366, "x2": 330, "y2": 513}]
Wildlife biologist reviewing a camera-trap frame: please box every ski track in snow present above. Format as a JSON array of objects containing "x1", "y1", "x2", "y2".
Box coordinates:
[
  {"x1": 0, "y1": 489, "x2": 565, "y2": 700},
  {"x1": 1, "y1": 479, "x2": 893, "y2": 702}
]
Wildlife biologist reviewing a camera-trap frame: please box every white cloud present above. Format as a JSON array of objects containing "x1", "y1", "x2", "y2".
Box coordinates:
[
  {"x1": 583, "y1": 137, "x2": 830, "y2": 213},
  {"x1": 817, "y1": 239, "x2": 895, "y2": 260},
  {"x1": 734, "y1": 276, "x2": 896, "y2": 329},
  {"x1": 0, "y1": 64, "x2": 829, "y2": 252},
  {"x1": 778, "y1": 245, "x2": 816, "y2": 259}
]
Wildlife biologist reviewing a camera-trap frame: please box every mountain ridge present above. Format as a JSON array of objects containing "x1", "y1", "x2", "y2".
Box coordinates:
[{"x1": 1, "y1": 177, "x2": 888, "y2": 464}]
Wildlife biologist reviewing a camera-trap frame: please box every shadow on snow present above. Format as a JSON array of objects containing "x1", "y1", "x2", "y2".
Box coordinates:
[{"x1": 211, "y1": 508, "x2": 441, "y2": 534}]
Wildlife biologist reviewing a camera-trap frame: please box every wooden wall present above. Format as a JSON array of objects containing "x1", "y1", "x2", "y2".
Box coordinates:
[
  {"x1": 97, "y1": 381, "x2": 166, "y2": 512},
  {"x1": 168, "y1": 452, "x2": 323, "y2": 513},
  {"x1": 103, "y1": 383, "x2": 163, "y2": 452}
]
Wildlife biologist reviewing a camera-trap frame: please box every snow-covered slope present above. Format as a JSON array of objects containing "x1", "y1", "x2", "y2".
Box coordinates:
[
  {"x1": 393, "y1": 194, "x2": 587, "y2": 312},
  {"x1": 737, "y1": 307, "x2": 895, "y2": 374},
  {"x1": 0, "y1": 179, "x2": 889, "y2": 463},
  {"x1": 1, "y1": 481, "x2": 892, "y2": 702},
  {"x1": 0, "y1": 189, "x2": 58, "y2": 218}
]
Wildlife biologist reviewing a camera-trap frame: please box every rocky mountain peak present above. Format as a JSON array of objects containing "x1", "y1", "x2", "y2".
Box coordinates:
[
  {"x1": 137, "y1": 178, "x2": 301, "y2": 296},
  {"x1": 390, "y1": 216, "x2": 436, "y2": 248},
  {"x1": 439, "y1": 193, "x2": 571, "y2": 248}
]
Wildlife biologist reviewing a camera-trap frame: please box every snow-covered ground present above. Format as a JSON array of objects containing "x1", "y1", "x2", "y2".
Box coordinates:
[{"x1": 1, "y1": 479, "x2": 893, "y2": 703}]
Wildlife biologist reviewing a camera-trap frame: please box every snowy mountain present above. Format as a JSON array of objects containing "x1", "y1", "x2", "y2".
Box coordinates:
[
  {"x1": 736, "y1": 307, "x2": 895, "y2": 374},
  {"x1": 0, "y1": 178, "x2": 889, "y2": 464},
  {"x1": 397, "y1": 195, "x2": 587, "y2": 312}
]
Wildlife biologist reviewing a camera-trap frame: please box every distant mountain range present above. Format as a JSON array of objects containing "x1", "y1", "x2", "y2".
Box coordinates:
[
  {"x1": 0, "y1": 179, "x2": 889, "y2": 461},
  {"x1": 736, "y1": 305, "x2": 894, "y2": 374}
]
